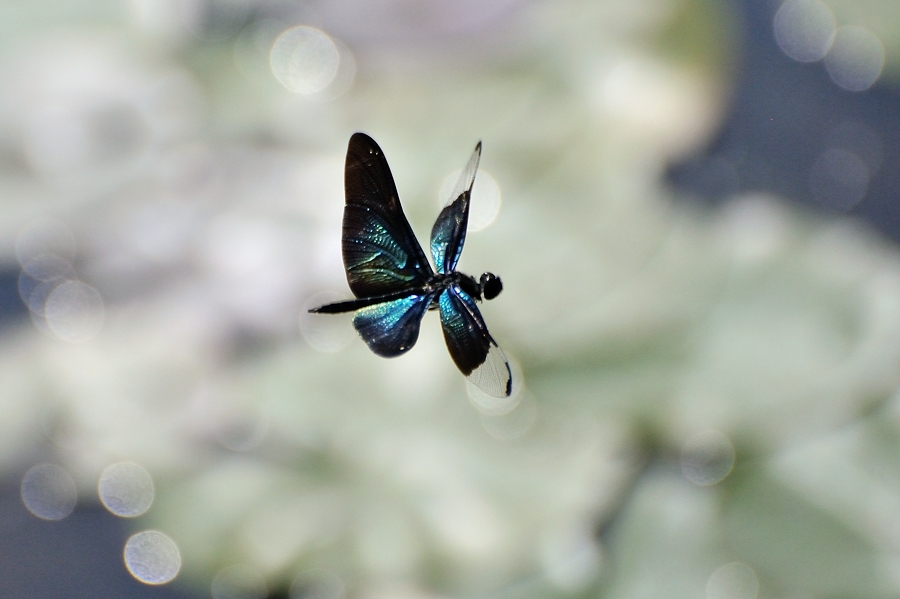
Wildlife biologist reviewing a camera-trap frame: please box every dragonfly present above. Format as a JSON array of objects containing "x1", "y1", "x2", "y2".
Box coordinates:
[{"x1": 309, "y1": 132, "x2": 512, "y2": 397}]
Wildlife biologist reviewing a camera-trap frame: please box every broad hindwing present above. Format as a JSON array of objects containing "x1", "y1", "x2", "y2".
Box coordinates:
[
  {"x1": 438, "y1": 286, "x2": 512, "y2": 397},
  {"x1": 430, "y1": 142, "x2": 481, "y2": 274},
  {"x1": 353, "y1": 293, "x2": 434, "y2": 357},
  {"x1": 343, "y1": 133, "x2": 433, "y2": 297}
]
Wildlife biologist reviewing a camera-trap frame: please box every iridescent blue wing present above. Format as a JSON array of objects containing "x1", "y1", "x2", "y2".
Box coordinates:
[
  {"x1": 343, "y1": 133, "x2": 433, "y2": 298},
  {"x1": 430, "y1": 142, "x2": 481, "y2": 274},
  {"x1": 353, "y1": 293, "x2": 435, "y2": 357},
  {"x1": 438, "y1": 286, "x2": 512, "y2": 397}
]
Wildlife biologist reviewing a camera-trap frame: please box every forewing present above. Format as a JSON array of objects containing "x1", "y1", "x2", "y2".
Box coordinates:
[
  {"x1": 353, "y1": 293, "x2": 434, "y2": 357},
  {"x1": 438, "y1": 286, "x2": 512, "y2": 397},
  {"x1": 430, "y1": 142, "x2": 481, "y2": 274},
  {"x1": 343, "y1": 133, "x2": 433, "y2": 297}
]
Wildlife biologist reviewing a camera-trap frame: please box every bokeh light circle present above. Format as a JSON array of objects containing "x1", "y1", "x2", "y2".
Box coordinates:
[
  {"x1": 211, "y1": 564, "x2": 267, "y2": 599},
  {"x1": 680, "y1": 430, "x2": 736, "y2": 486},
  {"x1": 540, "y1": 527, "x2": 602, "y2": 591},
  {"x1": 22, "y1": 254, "x2": 72, "y2": 281},
  {"x1": 124, "y1": 530, "x2": 182, "y2": 585},
  {"x1": 439, "y1": 167, "x2": 502, "y2": 232},
  {"x1": 15, "y1": 220, "x2": 76, "y2": 267},
  {"x1": 824, "y1": 26, "x2": 885, "y2": 92},
  {"x1": 827, "y1": 120, "x2": 883, "y2": 172},
  {"x1": 809, "y1": 147, "x2": 869, "y2": 210},
  {"x1": 289, "y1": 570, "x2": 346, "y2": 599},
  {"x1": 480, "y1": 394, "x2": 537, "y2": 440},
  {"x1": 98, "y1": 461, "x2": 155, "y2": 517},
  {"x1": 216, "y1": 410, "x2": 268, "y2": 452},
  {"x1": 706, "y1": 561, "x2": 759, "y2": 599},
  {"x1": 773, "y1": 0, "x2": 835, "y2": 62},
  {"x1": 44, "y1": 280, "x2": 105, "y2": 343},
  {"x1": 270, "y1": 26, "x2": 340, "y2": 94},
  {"x1": 300, "y1": 292, "x2": 356, "y2": 353},
  {"x1": 19, "y1": 274, "x2": 59, "y2": 315},
  {"x1": 20, "y1": 463, "x2": 77, "y2": 521}
]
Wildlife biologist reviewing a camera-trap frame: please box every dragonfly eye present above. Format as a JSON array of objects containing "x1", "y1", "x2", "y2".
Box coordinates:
[{"x1": 480, "y1": 272, "x2": 503, "y2": 300}]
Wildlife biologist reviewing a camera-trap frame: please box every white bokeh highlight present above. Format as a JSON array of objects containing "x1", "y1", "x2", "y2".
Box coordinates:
[
  {"x1": 211, "y1": 564, "x2": 268, "y2": 599},
  {"x1": 809, "y1": 147, "x2": 870, "y2": 210},
  {"x1": 43, "y1": 280, "x2": 105, "y2": 343},
  {"x1": 15, "y1": 220, "x2": 77, "y2": 266},
  {"x1": 20, "y1": 463, "x2": 77, "y2": 521},
  {"x1": 773, "y1": 0, "x2": 836, "y2": 62},
  {"x1": 540, "y1": 525, "x2": 602, "y2": 590},
  {"x1": 98, "y1": 461, "x2": 155, "y2": 517},
  {"x1": 680, "y1": 430, "x2": 736, "y2": 486},
  {"x1": 706, "y1": 562, "x2": 759, "y2": 599},
  {"x1": 124, "y1": 530, "x2": 182, "y2": 585},
  {"x1": 300, "y1": 292, "x2": 356, "y2": 353},
  {"x1": 289, "y1": 570, "x2": 346, "y2": 599},
  {"x1": 480, "y1": 393, "x2": 537, "y2": 440},
  {"x1": 824, "y1": 26, "x2": 885, "y2": 92},
  {"x1": 270, "y1": 26, "x2": 340, "y2": 94}
]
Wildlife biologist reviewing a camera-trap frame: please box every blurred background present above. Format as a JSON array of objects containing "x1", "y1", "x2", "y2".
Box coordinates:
[{"x1": 1, "y1": 0, "x2": 900, "y2": 598}]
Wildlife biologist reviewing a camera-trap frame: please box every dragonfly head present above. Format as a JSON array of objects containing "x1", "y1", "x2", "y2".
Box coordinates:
[{"x1": 480, "y1": 272, "x2": 503, "y2": 300}]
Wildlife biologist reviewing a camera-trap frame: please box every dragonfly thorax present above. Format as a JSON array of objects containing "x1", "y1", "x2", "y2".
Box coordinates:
[{"x1": 430, "y1": 271, "x2": 503, "y2": 302}]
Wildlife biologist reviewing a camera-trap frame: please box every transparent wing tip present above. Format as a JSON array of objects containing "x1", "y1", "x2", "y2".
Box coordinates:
[
  {"x1": 446, "y1": 141, "x2": 483, "y2": 209},
  {"x1": 467, "y1": 342, "x2": 513, "y2": 398}
]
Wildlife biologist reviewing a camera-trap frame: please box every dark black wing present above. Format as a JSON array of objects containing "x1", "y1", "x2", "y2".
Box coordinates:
[
  {"x1": 353, "y1": 293, "x2": 435, "y2": 357},
  {"x1": 430, "y1": 142, "x2": 481, "y2": 274},
  {"x1": 437, "y1": 286, "x2": 512, "y2": 397},
  {"x1": 343, "y1": 133, "x2": 433, "y2": 298}
]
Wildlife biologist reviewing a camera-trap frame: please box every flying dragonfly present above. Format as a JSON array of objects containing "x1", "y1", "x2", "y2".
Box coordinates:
[{"x1": 309, "y1": 132, "x2": 512, "y2": 398}]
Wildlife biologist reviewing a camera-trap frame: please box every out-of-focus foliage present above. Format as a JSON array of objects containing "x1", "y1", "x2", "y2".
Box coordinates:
[{"x1": 2, "y1": 1, "x2": 900, "y2": 599}]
